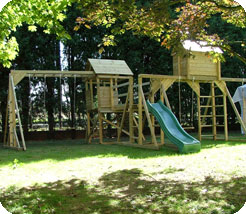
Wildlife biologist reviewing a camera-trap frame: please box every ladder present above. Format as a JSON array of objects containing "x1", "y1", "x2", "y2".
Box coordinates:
[{"x1": 198, "y1": 82, "x2": 228, "y2": 141}]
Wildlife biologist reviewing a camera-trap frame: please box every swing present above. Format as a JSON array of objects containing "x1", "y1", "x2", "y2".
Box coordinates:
[
  {"x1": 73, "y1": 75, "x2": 77, "y2": 129},
  {"x1": 28, "y1": 74, "x2": 33, "y2": 131},
  {"x1": 43, "y1": 75, "x2": 48, "y2": 131}
]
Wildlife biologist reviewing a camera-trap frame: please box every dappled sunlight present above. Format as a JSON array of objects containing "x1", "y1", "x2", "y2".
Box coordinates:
[{"x1": 1, "y1": 169, "x2": 245, "y2": 214}]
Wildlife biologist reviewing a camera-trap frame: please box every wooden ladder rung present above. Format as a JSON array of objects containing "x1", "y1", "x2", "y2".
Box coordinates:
[
  {"x1": 200, "y1": 105, "x2": 212, "y2": 108},
  {"x1": 216, "y1": 115, "x2": 225, "y2": 118},
  {"x1": 216, "y1": 125, "x2": 225, "y2": 127},
  {"x1": 200, "y1": 96, "x2": 212, "y2": 98},
  {"x1": 201, "y1": 134, "x2": 214, "y2": 137},
  {"x1": 215, "y1": 105, "x2": 224, "y2": 108},
  {"x1": 201, "y1": 125, "x2": 213, "y2": 127}
]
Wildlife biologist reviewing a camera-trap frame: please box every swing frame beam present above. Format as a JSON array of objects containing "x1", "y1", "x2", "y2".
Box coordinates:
[{"x1": 4, "y1": 70, "x2": 95, "y2": 150}]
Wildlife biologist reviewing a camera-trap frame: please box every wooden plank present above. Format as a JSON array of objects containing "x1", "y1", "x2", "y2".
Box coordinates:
[
  {"x1": 161, "y1": 79, "x2": 176, "y2": 91},
  {"x1": 88, "y1": 59, "x2": 133, "y2": 76},
  {"x1": 197, "y1": 87, "x2": 202, "y2": 141},
  {"x1": 113, "y1": 81, "x2": 129, "y2": 89},
  {"x1": 86, "y1": 112, "x2": 91, "y2": 143},
  {"x1": 186, "y1": 80, "x2": 200, "y2": 96},
  {"x1": 133, "y1": 116, "x2": 146, "y2": 141},
  {"x1": 139, "y1": 86, "x2": 158, "y2": 147},
  {"x1": 10, "y1": 76, "x2": 26, "y2": 150},
  {"x1": 129, "y1": 77, "x2": 134, "y2": 143},
  {"x1": 222, "y1": 77, "x2": 246, "y2": 83},
  {"x1": 11, "y1": 70, "x2": 95, "y2": 78},
  {"x1": 138, "y1": 77, "x2": 143, "y2": 145},
  {"x1": 101, "y1": 117, "x2": 130, "y2": 136},
  {"x1": 9, "y1": 76, "x2": 16, "y2": 147},
  {"x1": 211, "y1": 82, "x2": 217, "y2": 140},
  {"x1": 12, "y1": 71, "x2": 27, "y2": 86},
  {"x1": 151, "y1": 79, "x2": 161, "y2": 95},
  {"x1": 117, "y1": 92, "x2": 129, "y2": 142},
  {"x1": 13, "y1": 128, "x2": 21, "y2": 148}
]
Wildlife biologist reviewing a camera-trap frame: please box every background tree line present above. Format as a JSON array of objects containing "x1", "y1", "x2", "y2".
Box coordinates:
[{"x1": 0, "y1": 3, "x2": 245, "y2": 138}]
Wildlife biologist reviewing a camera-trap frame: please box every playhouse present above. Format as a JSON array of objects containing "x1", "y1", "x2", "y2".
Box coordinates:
[{"x1": 4, "y1": 40, "x2": 246, "y2": 153}]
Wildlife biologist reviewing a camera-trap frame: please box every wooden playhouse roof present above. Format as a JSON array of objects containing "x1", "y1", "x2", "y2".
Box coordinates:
[
  {"x1": 87, "y1": 59, "x2": 133, "y2": 76},
  {"x1": 182, "y1": 40, "x2": 223, "y2": 53}
]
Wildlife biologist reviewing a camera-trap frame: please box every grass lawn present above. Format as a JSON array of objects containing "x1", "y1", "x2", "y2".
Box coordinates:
[{"x1": 0, "y1": 138, "x2": 246, "y2": 214}]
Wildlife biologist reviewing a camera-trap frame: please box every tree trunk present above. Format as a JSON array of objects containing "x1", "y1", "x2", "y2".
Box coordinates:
[{"x1": 0, "y1": 65, "x2": 9, "y2": 140}]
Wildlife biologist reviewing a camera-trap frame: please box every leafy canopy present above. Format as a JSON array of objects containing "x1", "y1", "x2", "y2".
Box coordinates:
[
  {"x1": 76, "y1": 0, "x2": 246, "y2": 62},
  {"x1": 0, "y1": 0, "x2": 74, "y2": 67},
  {"x1": 0, "y1": 0, "x2": 245, "y2": 67}
]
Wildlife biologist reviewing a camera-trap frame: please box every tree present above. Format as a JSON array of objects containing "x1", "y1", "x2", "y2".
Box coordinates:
[
  {"x1": 0, "y1": 0, "x2": 73, "y2": 68},
  {"x1": 76, "y1": 0, "x2": 246, "y2": 63}
]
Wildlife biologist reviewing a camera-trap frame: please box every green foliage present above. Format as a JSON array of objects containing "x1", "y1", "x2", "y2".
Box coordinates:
[
  {"x1": 0, "y1": 0, "x2": 74, "y2": 67},
  {"x1": 76, "y1": 0, "x2": 246, "y2": 63}
]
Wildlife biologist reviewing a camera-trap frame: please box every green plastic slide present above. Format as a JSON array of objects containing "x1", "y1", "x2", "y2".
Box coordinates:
[{"x1": 147, "y1": 100, "x2": 201, "y2": 153}]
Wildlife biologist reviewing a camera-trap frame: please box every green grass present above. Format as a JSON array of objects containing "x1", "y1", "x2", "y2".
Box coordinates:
[{"x1": 0, "y1": 138, "x2": 246, "y2": 214}]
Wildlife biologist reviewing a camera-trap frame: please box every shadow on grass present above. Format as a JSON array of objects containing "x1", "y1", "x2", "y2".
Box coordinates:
[{"x1": 1, "y1": 168, "x2": 245, "y2": 214}]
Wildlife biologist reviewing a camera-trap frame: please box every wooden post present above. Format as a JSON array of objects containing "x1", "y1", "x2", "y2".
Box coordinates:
[
  {"x1": 223, "y1": 91, "x2": 228, "y2": 141},
  {"x1": 97, "y1": 78, "x2": 103, "y2": 144},
  {"x1": 10, "y1": 75, "x2": 26, "y2": 150},
  {"x1": 150, "y1": 80, "x2": 155, "y2": 142},
  {"x1": 85, "y1": 81, "x2": 91, "y2": 143},
  {"x1": 197, "y1": 83, "x2": 202, "y2": 141},
  {"x1": 129, "y1": 77, "x2": 134, "y2": 143},
  {"x1": 138, "y1": 77, "x2": 143, "y2": 145},
  {"x1": 211, "y1": 82, "x2": 217, "y2": 140},
  {"x1": 139, "y1": 86, "x2": 158, "y2": 147},
  {"x1": 8, "y1": 76, "x2": 16, "y2": 147},
  {"x1": 117, "y1": 92, "x2": 129, "y2": 142},
  {"x1": 110, "y1": 78, "x2": 114, "y2": 109}
]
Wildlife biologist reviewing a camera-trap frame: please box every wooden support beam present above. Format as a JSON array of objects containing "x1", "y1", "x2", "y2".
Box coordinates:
[
  {"x1": 129, "y1": 77, "x2": 134, "y2": 143},
  {"x1": 211, "y1": 82, "x2": 217, "y2": 140},
  {"x1": 11, "y1": 70, "x2": 95, "y2": 78},
  {"x1": 186, "y1": 80, "x2": 200, "y2": 96},
  {"x1": 214, "y1": 81, "x2": 228, "y2": 140},
  {"x1": 10, "y1": 75, "x2": 26, "y2": 150},
  {"x1": 101, "y1": 117, "x2": 131, "y2": 137},
  {"x1": 117, "y1": 92, "x2": 129, "y2": 142},
  {"x1": 224, "y1": 82, "x2": 246, "y2": 134},
  {"x1": 161, "y1": 79, "x2": 176, "y2": 91},
  {"x1": 97, "y1": 78, "x2": 103, "y2": 144},
  {"x1": 139, "y1": 86, "x2": 158, "y2": 147},
  {"x1": 138, "y1": 77, "x2": 143, "y2": 145}
]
